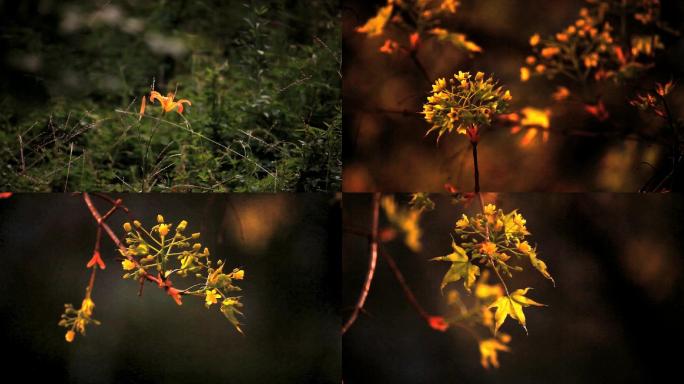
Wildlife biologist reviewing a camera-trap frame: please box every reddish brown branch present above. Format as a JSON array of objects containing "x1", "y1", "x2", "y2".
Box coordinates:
[
  {"x1": 342, "y1": 193, "x2": 380, "y2": 334},
  {"x1": 379, "y1": 247, "x2": 429, "y2": 321},
  {"x1": 82, "y1": 193, "x2": 166, "y2": 291}
]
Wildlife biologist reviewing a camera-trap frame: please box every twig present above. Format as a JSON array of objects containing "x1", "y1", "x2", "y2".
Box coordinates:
[
  {"x1": 64, "y1": 143, "x2": 74, "y2": 192},
  {"x1": 379, "y1": 247, "x2": 429, "y2": 321},
  {"x1": 17, "y1": 133, "x2": 25, "y2": 173},
  {"x1": 342, "y1": 193, "x2": 380, "y2": 334}
]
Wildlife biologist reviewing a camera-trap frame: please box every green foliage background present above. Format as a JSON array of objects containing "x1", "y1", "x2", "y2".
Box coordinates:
[{"x1": 0, "y1": 0, "x2": 341, "y2": 192}]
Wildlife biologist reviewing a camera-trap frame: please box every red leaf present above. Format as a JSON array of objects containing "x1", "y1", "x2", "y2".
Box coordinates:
[
  {"x1": 428, "y1": 316, "x2": 449, "y2": 332},
  {"x1": 86, "y1": 250, "x2": 106, "y2": 270}
]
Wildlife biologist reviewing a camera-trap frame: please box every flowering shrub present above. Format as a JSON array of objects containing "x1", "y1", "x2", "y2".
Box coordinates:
[
  {"x1": 344, "y1": 194, "x2": 554, "y2": 369},
  {"x1": 59, "y1": 194, "x2": 245, "y2": 342}
]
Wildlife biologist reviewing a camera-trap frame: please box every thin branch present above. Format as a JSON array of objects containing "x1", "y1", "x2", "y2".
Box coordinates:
[
  {"x1": 379, "y1": 247, "x2": 429, "y2": 321},
  {"x1": 342, "y1": 193, "x2": 380, "y2": 334}
]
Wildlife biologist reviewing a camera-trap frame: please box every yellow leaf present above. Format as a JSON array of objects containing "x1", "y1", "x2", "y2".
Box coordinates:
[
  {"x1": 431, "y1": 240, "x2": 480, "y2": 293},
  {"x1": 529, "y1": 252, "x2": 555, "y2": 286},
  {"x1": 356, "y1": 5, "x2": 393, "y2": 37},
  {"x1": 382, "y1": 196, "x2": 423, "y2": 252},
  {"x1": 479, "y1": 338, "x2": 510, "y2": 369},
  {"x1": 488, "y1": 288, "x2": 544, "y2": 334}
]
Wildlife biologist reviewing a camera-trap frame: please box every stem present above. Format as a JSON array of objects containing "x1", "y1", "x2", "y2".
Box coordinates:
[
  {"x1": 471, "y1": 142, "x2": 480, "y2": 193},
  {"x1": 379, "y1": 247, "x2": 430, "y2": 321},
  {"x1": 141, "y1": 113, "x2": 164, "y2": 192},
  {"x1": 409, "y1": 51, "x2": 431, "y2": 85},
  {"x1": 342, "y1": 193, "x2": 380, "y2": 334}
]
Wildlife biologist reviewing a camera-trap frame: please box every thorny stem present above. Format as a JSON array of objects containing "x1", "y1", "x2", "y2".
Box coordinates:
[{"x1": 342, "y1": 193, "x2": 380, "y2": 334}]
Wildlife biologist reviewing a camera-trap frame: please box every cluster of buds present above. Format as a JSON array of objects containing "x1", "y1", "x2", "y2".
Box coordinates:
[
  {"x1": 59, "y1": 294, "x2": 99, "y2": 342},
  {"x1": 438, "y1": 204, "x2": 554, "y2": 286},
  {"x1": 356, "y1": 0, "x2": 480, "y2": 55},
  {"x1": 422, "y1": 72, "x2": 511, "y2": 142},
  {"x1": 521, "y1": 0, "x2": 664, "y2": 87},
  {"x1": 121, "y1": 215, "x2": 246, "y2": 333},
  {"x1": 630, "y1": 81, "x2": 674, "y2": 118}
]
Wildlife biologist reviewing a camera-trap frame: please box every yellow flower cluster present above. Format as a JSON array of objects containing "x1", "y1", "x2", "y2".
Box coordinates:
[
  {"x1": 422, "y1": 72, "x2": 511, "y2": 141},
  {"x1": 120, "y1": 215, "x2": 245, "y2": 333},
  {"x1": 58, "y1": 294, "x2": 100, "y2": 343},
  {"x1": 450, "y1": 204, "x2": 554, "y2": 285}
]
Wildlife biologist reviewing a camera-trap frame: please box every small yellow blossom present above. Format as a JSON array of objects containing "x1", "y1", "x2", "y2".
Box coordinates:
[
  {"x1": 484, "y1": 204, "x2": 496, "y2": 216},
  {"x1": 455, "y1": 214, "x2": 469, "y2": 229},
  {"x1": 229, "y1": 269, "x2": 245, "y2": 280},
  {"x1": 122, "y1": 259, "x2": 136, "y2": 271},
  {"x1": 432, "y1": 78, "x2": 447, "y2": 93},
  {"x1": 205, "y1": 289, "x2": 222, "y2": 307}
]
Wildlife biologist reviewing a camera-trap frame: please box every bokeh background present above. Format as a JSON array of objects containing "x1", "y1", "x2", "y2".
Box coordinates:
[
  {"x1": 343, "y1": 193, "x2": 684, "y2": 383},
  {"x1": 0, "y1": 193, "x2": 340, "y2": 383},
  {"x1": 343, "y1": 0, "x2": 684, "y2": 192}
]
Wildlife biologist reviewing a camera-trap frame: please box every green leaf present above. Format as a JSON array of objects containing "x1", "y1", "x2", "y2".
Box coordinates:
[{"x1": 431, "y1": 241, "x2": 480, "y2": 293}]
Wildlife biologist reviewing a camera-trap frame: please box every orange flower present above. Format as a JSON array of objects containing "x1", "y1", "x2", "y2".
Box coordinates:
[
  {"x1": 150, "y1": 91, "x2": 192, "y2": 113},
  {"x1": 139, "y1": 90, "x2": 192, "y2": 118}
]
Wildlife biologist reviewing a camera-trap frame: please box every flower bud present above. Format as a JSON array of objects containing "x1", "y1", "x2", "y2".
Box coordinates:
[
  {"x1": 65, "y1": 330, "x2": 75, "y2": 342},
  {"x1": 159, "y1": 224, "x2": 169, "y2": 237},
  {"x1": 177, "y1": 220, "x2": 188, "y2": 232},
  {"x1": 134, "y1": 220, "x2": 142, "y2": 228},
  {"x1": 157, "y1": 214, "x2": 164, "y2": 224},
  {"x1": 191, "y1": 232, "x2": 200, "y2": 239},
  {"x1": 123, "y1": 222, "x2": 132, "y2": 232}
]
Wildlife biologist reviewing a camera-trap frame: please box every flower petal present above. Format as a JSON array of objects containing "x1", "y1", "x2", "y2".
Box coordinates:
[{"x1": 139, "y1": 96, "x2": 146, "y2": 120}]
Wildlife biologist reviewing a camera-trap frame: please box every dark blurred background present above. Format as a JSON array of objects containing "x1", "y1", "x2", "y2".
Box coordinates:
[
  {"x1": 0, "y1": 193, "x2": 340, "y2": 383},
  {"x1": 343, "y1": 0, "x2": 684, "y2": 192},
  {"x1": 343, "y1": 193, "x2": 684, "y2": 383}
]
